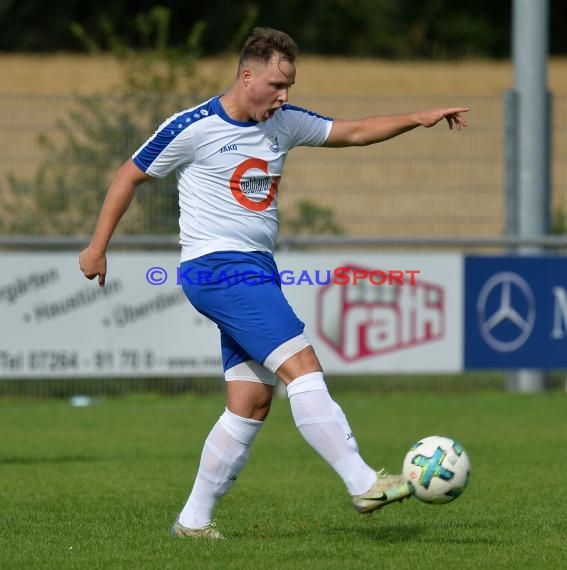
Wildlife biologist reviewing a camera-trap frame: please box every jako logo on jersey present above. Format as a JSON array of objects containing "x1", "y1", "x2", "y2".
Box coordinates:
[
  {"x1": 220, "y1": 144, "x2": 238, "y2": 153},
  {"x1": 316, "y1": 264, "x2": 445, "y2": 361},
  {"x1": 229, "y1": 158, "x2": 280, "y2": 212}
]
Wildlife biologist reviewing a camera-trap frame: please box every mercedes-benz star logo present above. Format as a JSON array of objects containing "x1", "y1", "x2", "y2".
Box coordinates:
[{"x1": 476, "y1": 272, "x2": 536, "y2": 352}]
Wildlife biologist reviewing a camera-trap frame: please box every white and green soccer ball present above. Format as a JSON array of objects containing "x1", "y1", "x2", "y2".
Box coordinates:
[{"x1": 402, "y1": 435, "x2": 471, "y2": 504}]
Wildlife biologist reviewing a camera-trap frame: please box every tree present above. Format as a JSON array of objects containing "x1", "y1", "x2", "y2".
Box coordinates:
[{"x1": 6, "y1": 0, "x2": 567, "y2": 58}]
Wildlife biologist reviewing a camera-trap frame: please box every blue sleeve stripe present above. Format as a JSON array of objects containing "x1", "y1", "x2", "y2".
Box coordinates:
[
  {"x1": 133, "y1": 100, "x2": 215, "y2": 172},
  {"x1": 281, "y1": 104, "x2": 332, "y2": 121}
]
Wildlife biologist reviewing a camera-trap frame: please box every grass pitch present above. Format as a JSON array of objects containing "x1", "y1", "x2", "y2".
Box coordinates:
[{"x1": 1, "y1": 389, "x2": 566, "y2": 569}]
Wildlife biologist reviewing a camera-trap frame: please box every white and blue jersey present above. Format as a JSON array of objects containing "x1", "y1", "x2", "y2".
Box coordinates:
[
  {"x1": 132, "y1": 96, "x2": 333, "y2": 262},
  {"x1": 133, "y1": 96, "x2": 333, "y2": 378}
]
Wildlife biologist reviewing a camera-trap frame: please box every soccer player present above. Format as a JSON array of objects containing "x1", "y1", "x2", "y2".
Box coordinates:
[{"x1": 79, "y1": 27, "x2": 468, "y2": 539}]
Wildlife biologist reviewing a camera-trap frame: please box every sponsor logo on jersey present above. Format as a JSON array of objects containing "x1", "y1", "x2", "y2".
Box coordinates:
[
  {"x1": 229, "y1": 158, "x2": 280, "y2": 212},
  {"x1": 239, "y1": 176, "x2": 272, "y2": 195}
]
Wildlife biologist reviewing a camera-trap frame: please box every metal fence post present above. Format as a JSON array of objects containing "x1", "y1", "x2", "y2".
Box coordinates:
[{"x1": 509, "y1": 0, "x2": 551, "y2": 392}]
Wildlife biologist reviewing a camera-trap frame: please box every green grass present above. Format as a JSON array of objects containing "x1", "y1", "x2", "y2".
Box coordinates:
[{"x1": 1, "y1": 390, "x2": 566, "y2": 569}]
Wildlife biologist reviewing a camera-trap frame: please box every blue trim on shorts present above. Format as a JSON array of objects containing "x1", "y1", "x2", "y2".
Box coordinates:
[{"x1": 179, "y1": 251, "x2": 305, "y2": 371}]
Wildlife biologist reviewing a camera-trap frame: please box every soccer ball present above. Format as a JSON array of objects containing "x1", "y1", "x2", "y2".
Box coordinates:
[{"x1": 402, "y1": 435, "x2": 471, "y2": 504}]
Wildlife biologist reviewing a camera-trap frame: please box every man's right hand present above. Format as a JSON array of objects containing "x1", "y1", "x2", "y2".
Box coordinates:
[{"x1": 79, "y1": 247, "x2": 107, "y2": 287}]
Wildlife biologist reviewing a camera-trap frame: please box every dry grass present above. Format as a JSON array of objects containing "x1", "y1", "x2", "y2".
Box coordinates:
[
  {"x1": 1, "y1": 54, "x2": 566, "y2": 238},
  {"x1": 2, "y1": 53, "x2": 567, "y2": 95}
]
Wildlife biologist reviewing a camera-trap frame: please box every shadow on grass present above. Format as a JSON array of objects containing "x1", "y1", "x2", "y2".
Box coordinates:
[
  {"x1": 329, "y1": 521, "x2": 500, "y2": 546},
  {"x1": 0, "y1": 454, "x2": 105, "y2": 465},
  {"x1": 337, "y1": 522, "x2": 424, "y2": 543},
  {"x1": 228, "y1": 519, "x2": 424, "y2": 543},
  {"x1": 231, "y1": 517, "x2": 503, "y2": 546}
]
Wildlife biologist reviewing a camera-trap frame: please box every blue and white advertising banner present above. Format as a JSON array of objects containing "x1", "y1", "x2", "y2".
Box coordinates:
[
  {"x1": 0, "y1": 252, "x2": 463, "y2": 378},
  {"x1": 3, "y1": 252, "x2": 566, "y2": 378},
  {"x1": 465, "y1": 256, "x2": 567, "y2": 369}
]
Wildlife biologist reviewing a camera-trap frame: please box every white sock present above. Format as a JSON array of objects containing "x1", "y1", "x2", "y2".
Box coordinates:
[
  {"x1": 287, "y1": 372, "x2": 376, "y2": 495},
  {"x1": 178, "y1": 408, "x2": 263, "y2": 529}
]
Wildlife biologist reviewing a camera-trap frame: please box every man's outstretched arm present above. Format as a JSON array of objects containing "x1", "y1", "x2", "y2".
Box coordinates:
[
  {"x1": 323, "y1": 107, "x2": 469, "y2": 148},
  {"x1": 79, "y1": 159, "x2": 152, "y2": 286}
]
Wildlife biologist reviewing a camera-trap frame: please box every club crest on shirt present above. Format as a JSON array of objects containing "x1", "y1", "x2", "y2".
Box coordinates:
[{"x1": 265, "y1": 132, "x2": 280, "y2": 153}]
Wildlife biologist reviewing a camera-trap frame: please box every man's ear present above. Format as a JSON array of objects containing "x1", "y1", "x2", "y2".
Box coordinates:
[{"x1": 241, "y1": 67, "x2": 254, "y2": 86}]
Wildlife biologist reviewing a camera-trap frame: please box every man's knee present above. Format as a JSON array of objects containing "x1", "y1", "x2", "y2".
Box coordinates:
[
  {"x1": 276, "y1": 346, "x2": 322, "y2": 385},
  {"x1": 226, "y1": 380, "x2": 274, "y2": 421}
]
